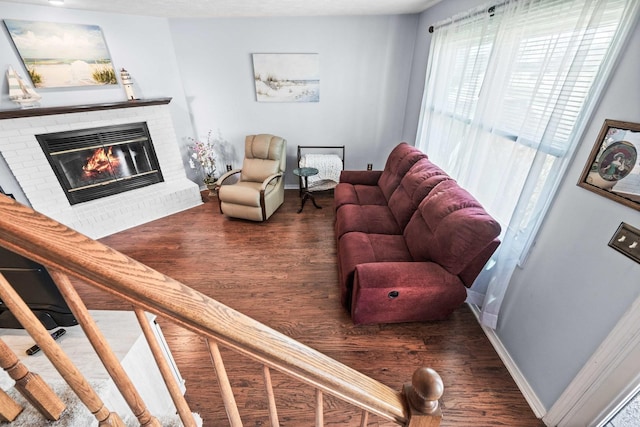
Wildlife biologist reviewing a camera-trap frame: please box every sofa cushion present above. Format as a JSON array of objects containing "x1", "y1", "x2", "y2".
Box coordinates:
[
  {"x1": 335, "y1": 159, "x2": 452, "y2": 239},
  {"x1": 334, "y1": 183, "x2": 388, "y2": 208},
  {"x1": 334, "y1": 170, "x2": 384, "y2": 211},
  {"x1": 337, "y1": 232, "x2": 412, "y2": 307},
  {"x1": 333, "y1": 143, "x2": 426, "y2": 211},
  {"x1": 387, "y1": 159, "x2": 452, "y2": 231},
  {"x1": 351, "y1": 262, "x2": 467, "y2": 324},
  {"x1": 403, "y1": 180, "x2": 502, "y2": 279},
  {"x1": 335, "y1": 204, "x2": 401, "y2": 239},
  {"x1": 377, "y1": 143, "x2": 427, "y2": 202},
  {"x1": 338, "y1": 170, "x2": 382, "y2": 186}
]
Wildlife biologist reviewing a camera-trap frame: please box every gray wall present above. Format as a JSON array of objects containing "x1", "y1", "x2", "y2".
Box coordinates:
[
  {"x1": 169, "y1": 15, "x2": 419, "y2": 187},
  {"x1": 405, "y1": 0, "x2": 640, "y2": 411}
]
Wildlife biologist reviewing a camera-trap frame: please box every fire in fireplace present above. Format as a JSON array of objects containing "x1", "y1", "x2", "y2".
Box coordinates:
[{"x1": 36, "y1": 122, "x2": 164, "y2": 205}]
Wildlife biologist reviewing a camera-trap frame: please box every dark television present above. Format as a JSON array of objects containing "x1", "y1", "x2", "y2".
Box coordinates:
[{"x1": 0, "y1": 246, "x2": 78, "y2": 330}]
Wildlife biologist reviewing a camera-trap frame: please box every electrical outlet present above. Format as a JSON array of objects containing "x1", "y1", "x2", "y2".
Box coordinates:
[
  {"x1": 609, "y1": 222, "x2": 640, "y2": 264},
  {"x1": 367, "y1": 163, "x2": 373, "y2": 171},
  {"x1": 226, "y1": 164, "x2": 232, "y2": 171}
]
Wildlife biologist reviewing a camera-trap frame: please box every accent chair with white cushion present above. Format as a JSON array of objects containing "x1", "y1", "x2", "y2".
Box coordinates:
[{"x1": 217, "y1": 134, "x2": 286, "y2": 221}]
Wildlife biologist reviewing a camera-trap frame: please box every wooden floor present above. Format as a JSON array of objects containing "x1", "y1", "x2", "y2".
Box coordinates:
[{"x1": 73, "y1": 189, "x2": 545, "y2": 427}]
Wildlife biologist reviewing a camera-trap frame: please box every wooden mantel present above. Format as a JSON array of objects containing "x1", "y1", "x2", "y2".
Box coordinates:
[{"x1": 0, "y1": 98, "x2": 172, "y2": 120}]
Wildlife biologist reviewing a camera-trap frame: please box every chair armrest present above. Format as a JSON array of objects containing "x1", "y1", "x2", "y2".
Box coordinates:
[
  {"x1": 217, "y1": 169, "x2": 242, "y2": 185},
  {"x1": 339, "y1": 170, "x2": 382, "y2": 185},
  {"x1": 260, "y1": 172, "x2": 283, "y2": 191}
]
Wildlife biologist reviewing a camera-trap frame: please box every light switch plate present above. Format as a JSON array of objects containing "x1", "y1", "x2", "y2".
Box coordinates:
[{"x1": 609, "y1": 222, "x2": 640, "y2": 264}]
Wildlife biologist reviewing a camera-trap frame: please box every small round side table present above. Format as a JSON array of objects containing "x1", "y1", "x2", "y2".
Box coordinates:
[{"x1": 293, "y1": 167, "x2": 322, "y2": 213}]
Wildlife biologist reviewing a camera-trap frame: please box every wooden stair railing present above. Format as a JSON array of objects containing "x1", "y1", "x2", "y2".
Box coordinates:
[{"x1": 0, "y1": 194, "x2": 444, "y2": 426}]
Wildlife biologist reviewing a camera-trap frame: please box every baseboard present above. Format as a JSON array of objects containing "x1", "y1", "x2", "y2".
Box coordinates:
[{"x1": 468, "y1": 303, "x2": 548, "y2": 420}]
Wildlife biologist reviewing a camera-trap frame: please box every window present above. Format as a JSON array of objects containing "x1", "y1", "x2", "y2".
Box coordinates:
[{"x1": 416, "y1": 0, "x2": 639, "y2": 328}]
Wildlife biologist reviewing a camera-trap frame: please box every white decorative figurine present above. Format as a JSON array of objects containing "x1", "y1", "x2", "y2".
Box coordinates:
[
  {"x1": 6, "y1": 65, "x2": 41, "y2": 108},
  {"x1": 120, "y1": 68, "x2": 138, "y2": 100}
]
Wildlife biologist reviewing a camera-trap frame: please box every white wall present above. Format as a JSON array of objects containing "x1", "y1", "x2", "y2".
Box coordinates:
[
  {"x1": 0, "y1": 1, "x2": 197, "y2": 200},
  {"x1": 406, "y1": 0, "x2": 640, "y2": 412},
  {"x1": 169, "y1": 15, "x2": 419, "y2": 187}
]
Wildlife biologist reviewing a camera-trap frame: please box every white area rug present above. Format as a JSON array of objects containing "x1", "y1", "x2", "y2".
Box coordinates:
[{"x1": 5, "y1": 382, "x2": 202, "y2": 426}]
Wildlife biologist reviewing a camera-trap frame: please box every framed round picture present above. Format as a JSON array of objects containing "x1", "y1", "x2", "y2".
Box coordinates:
[
  {"x1": 597, "y1": 141, "x2": 637, "y2": 182},
  {"x1": 578, "y1": 119, "x2": 640, "y2": 210}
]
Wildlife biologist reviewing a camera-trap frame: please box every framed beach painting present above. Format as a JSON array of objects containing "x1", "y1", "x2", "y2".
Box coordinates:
[
  {"x1": 252, "y1": 53, "x2": 319, "y2": 102},
  {"x1": 4, "y1": 19, "x2": 117, "y2": 88},
  {"x1": 578, "y1": 119, "x2": 640, "y2": 211}
]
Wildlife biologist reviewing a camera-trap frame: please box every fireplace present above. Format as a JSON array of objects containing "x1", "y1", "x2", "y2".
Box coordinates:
[
  {"x1": 0, "y1": 98, "x2": 202, "y2": 239},
  {"x1": 36, "y1": 122, "x2": 164, "y2": 205}
]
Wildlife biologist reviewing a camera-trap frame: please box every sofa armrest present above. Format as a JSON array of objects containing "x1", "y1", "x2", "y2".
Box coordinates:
[
  {"x1": 339, "y1": 170, "x2": 382, "y2": 185},
  {"x1": 351, "y1": 262, "x2": 467, "y2": 324},
  {"x1": 459, "y1": 238, "x2": 500, "y2": 287}
]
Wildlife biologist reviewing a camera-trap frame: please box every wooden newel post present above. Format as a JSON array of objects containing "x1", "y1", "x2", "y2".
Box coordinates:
[{"x1": 403, "y1": 367, "x2": 443, "y2": 427}]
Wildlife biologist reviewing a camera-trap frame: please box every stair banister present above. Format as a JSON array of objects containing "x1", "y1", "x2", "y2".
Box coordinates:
[{"x1": 0, "y1": 193, "x2": 444, "y2": 426}]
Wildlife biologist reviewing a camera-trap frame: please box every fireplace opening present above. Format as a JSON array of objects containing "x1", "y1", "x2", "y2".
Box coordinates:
[{"x1": 36, "y1": 122, "x2": 164, "y2": 205}]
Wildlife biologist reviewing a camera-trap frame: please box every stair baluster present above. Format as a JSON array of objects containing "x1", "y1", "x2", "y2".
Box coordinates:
[
  {"x1": 316, "y1": 388, "x2": 324, "y2": 426},
  {"x1": 207, "y1": 339, "x2": 243, "y2": 426},
  {"x1": 0, "y1": 388, "x2": 22, "y2": 422},
  {"x1": 0, "y1": 273, "x2": 125, "y2": 427},
  {"x1": 134, "y1": 308, "x2": 198, "y2": 427},
  {"x1": 262, "y1": 365, "x2": 280, "y2": 426},
  {"x1": 0, "y1": 337, "x2": 61, "y2": 420},
  {"x1": 50, "y1": 270, "x2": 161, "y2": 427}
]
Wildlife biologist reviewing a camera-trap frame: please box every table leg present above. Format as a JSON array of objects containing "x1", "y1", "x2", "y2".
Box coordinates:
[{"x1": 297, "y1": 177, "x2": 322, "y2": 213}]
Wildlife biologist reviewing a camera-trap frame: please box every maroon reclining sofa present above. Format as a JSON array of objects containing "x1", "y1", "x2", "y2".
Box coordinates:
[{"x1": 334, "y1": 143, "x2": 501, "y2": 324}]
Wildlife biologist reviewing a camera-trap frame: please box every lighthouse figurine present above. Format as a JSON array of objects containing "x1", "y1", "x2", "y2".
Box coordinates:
[{"x1": 120, "y1": 68, "x2": 138, "y2": 101}]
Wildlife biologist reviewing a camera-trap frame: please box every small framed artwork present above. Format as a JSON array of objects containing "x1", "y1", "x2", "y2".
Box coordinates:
[
  {"x1": 578, "y1": 119, "x2": 640, "y2": 211},
  {"x1": 608, "y1": 222, "x2": 640, "y2": 264},
  {"x1": 252, "y1": 53, "x2": 319, "y2": 102}
]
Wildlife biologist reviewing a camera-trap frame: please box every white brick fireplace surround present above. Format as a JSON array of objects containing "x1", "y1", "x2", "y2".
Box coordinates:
[{"x1": 0, "y1": 99, "x2": 202, "y2": 239}]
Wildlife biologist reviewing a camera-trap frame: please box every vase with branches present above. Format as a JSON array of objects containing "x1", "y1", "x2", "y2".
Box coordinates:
[{"x1": 188, "y1": 130, "x2": 219, "y2": 186}]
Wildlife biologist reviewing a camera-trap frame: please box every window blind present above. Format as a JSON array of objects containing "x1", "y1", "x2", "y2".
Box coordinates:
[{"x1": 426, "y1": 0, "x2": 629, "y2": 157}]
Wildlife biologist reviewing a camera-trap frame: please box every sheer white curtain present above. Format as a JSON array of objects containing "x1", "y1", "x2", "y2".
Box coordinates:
[{"x1": 416, "y1": 0, "x2": 639, "y2": 328}]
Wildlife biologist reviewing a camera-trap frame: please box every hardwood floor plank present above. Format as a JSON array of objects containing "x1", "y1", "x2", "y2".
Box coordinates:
[{"x1": 71, "y1": 190, "x2": 544, "y2": 426}]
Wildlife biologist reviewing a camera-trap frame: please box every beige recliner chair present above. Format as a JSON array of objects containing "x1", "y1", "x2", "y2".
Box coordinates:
[{"x1": 217, "y1": 134, "x2": 286, "y2": 221}]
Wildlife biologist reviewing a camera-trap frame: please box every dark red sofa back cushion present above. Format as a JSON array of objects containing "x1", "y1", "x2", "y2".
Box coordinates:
[
  {"x1": 403, "y1": 180, "x2": 501, "y2": 285},
  {"x1": 377, "y1": 143, "x2": 427, "y2": 202},
  {"x1": 387, "y1": 159, "x2": 452, "y2": 231}
]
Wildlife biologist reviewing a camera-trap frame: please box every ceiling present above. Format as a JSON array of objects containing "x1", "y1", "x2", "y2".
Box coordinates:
[{"x1": 6, "y1": 0, "x2": 443, "y2": 18}]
